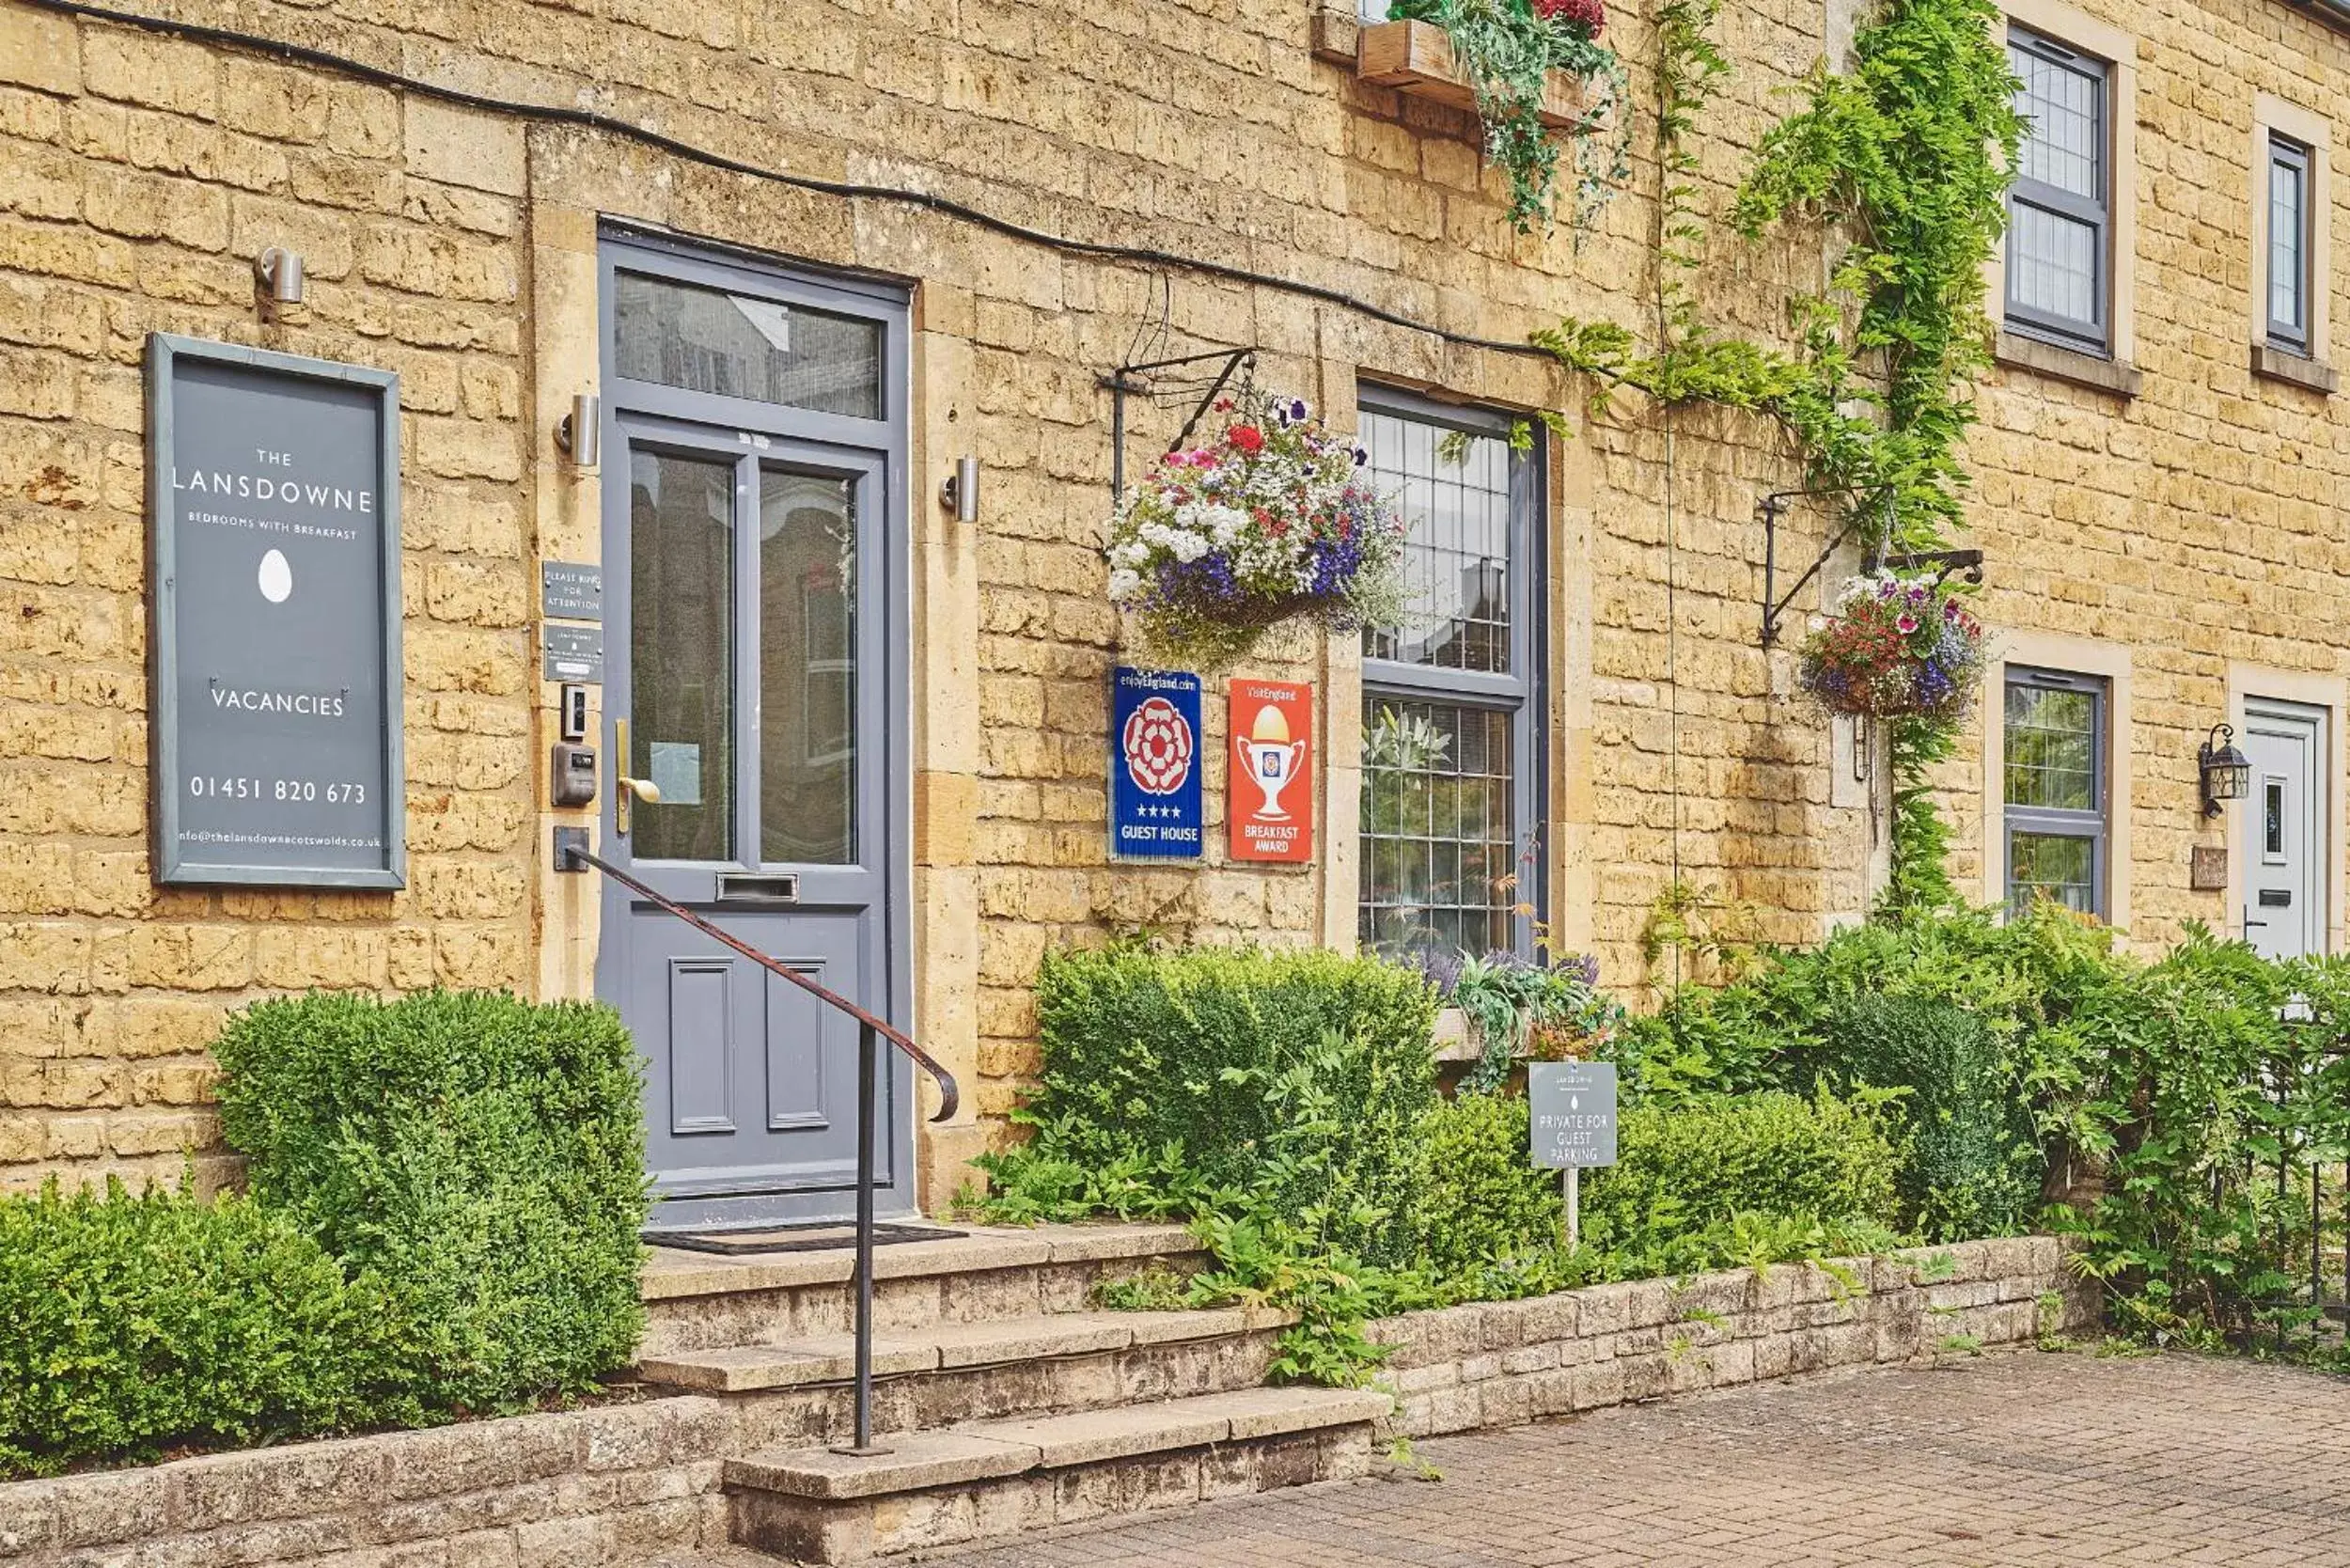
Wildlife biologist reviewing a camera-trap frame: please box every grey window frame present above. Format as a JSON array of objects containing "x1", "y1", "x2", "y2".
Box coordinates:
[
  {"x1": 2005, "y1": 27, "x2": 2113, "y2": 355},
  {"x1": 2266, "y1": 133, "x2": 2315, "y2": 355},
  {"x1": 1355, "y1": 384, "x2": 1548, "y2": 954},
  {"x1": 2003, "y1": 666, "x2": 2107, "y2": 918}
]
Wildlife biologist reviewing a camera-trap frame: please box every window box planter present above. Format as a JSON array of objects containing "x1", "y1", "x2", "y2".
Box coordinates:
[
  {"x1": 1432, "y1": 1006, "x2": 1478, "y2": 1062},
  {"x1": 1315, "y1": 13, "x2": 1583, "y2": 129}
]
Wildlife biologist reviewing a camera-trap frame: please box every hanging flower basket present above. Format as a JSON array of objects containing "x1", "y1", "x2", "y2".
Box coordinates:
[
  {"x1": 1104, "y1": 395, "x2": 1407, "y2": 670},
  {"x1": 1796, "y1": 570, "x2": 1986, "y2": 720}
]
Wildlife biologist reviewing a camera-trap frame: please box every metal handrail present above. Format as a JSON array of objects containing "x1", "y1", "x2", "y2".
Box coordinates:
[{"x1": 559, "y1": 842, "x2": 957, "y2": 1455}]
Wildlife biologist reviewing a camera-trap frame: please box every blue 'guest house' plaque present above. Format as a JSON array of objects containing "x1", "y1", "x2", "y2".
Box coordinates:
[
  {"x1": 1109, "y1": 666, "x2": 1202, "y2": 859},
  {"x1": 148, "y1": 335, "x2": 404, "y2": 888}
]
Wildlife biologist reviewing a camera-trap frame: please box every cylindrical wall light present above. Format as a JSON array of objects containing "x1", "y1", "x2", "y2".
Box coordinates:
[
  {"x1": 556, "y1": 392, "x2": 601, "y2": 468},
  {"x1": 255, "y1": 247, "x2": 304, "y2": 306},
  {"x1": 939, "y1": 455, "x2": 979, "y2": 524}
]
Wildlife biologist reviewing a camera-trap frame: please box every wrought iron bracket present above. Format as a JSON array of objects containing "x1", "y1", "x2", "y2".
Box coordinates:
[
  {"x1": 1756, "y1": 482, "x2": 1985, "y2": 648},
  {"x1": 1100, "y1": 346, "x2": 1255, "y2": 499},
  {"x1": 1875, "y1": 547, "x2": 1985, "y2": 588},
  {"x1": 1757, "y1": 485, "x2": 1885, "y2": 648}
]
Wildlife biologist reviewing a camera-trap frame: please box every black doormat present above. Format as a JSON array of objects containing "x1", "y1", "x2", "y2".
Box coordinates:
[{"x1": 643, "y1": 1221, "x2": 968, "y2": 1257}]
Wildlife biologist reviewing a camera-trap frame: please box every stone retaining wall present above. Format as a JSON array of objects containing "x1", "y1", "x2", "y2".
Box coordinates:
[
  {"x1": 0, "y1": 1237, "x2": 2098, "y2": 1564},
  {"x1": 1368, "y1": 1236, "x2": 2099, "y2": 1437},
  {"x1": 0, "y1": 1396, "x2": 732, "y2": 1568}
]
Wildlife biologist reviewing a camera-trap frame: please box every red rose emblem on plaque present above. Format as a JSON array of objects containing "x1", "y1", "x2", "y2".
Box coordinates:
[{"x1": 1121, "y1": 696, "x2": 1194, "y2": 794}]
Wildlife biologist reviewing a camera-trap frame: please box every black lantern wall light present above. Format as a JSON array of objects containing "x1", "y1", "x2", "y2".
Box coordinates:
[{"x1": 2199, "y1": 724, "x2": 2252, "y2": 817}]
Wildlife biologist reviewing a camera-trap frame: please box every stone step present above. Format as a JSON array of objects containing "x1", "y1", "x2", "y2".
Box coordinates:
[
  {"x1": 640, "y1": 1222, "x2": 1205, "y2": 1359},
  {"x1": 640, "y1": 1307, "x2": 1272, "y2": 1392},
  {"x1": 640, "y1": 1307, "x2": 1293, "y2": 1450},
  {"x1": 723, "y1": 1386, "x2": 1392, "y2": 1562}
]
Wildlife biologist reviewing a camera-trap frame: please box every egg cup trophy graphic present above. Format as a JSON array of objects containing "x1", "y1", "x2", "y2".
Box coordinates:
[{"x1": 1235, "y1": 702, "x2": 1306, "y2": 822}]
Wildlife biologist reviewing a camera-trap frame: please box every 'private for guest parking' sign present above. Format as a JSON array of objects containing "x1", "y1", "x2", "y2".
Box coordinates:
[
  {"x1": 1530, "y1": 1061, "x2": 1616, "y2": 1250},
  {"x1": 1529, "y1": 1062, "x2": 1618, "y2": 1168},
  {"x1": 147, "y1": 335, "x2": 404, "y2": 888}
]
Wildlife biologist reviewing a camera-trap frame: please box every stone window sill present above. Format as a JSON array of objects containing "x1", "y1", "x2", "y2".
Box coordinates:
[
  {"x1": 1994, "y1": 330, "x2": 2143, "y2": 398},
  {"x1": 1311, "y1": 9, "x2": 1582, "y2": 125},
  {"x1": 2250, "y1": 343, "x2": 2339, "y2": 394}
]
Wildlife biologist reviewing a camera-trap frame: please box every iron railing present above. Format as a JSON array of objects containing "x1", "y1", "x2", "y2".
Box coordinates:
[
  {"x1": 2248, "y1": 1038, "x2": 2348, "y2": 1353},
  {"x1": 559, "y1": 844, "x2": 959, "y2": 1455}
]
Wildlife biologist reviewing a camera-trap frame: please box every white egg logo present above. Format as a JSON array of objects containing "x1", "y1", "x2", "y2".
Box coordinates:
[{"x1": 258, "y1": 549, "x2": 292, "y2": 604}]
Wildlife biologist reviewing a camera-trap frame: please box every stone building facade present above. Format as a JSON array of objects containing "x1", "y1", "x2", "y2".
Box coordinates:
[{"x1": 0, "y1": 0, "x2": 2342, "y2": 1218}]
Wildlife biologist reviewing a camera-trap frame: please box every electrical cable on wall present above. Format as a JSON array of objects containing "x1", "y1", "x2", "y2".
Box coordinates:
[{"x1": 24, "y1": 0, "x2": 1563, "y2": 365}]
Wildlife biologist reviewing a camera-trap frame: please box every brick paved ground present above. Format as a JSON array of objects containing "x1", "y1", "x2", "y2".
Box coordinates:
[{"x1": 913, "y1": 1350, "x2": 2350, "y2": 1567}]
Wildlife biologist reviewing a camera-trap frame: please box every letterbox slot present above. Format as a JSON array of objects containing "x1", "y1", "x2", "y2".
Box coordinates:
[{"x1": 717, "y1": 873, "x2": 799, "y2": 903}]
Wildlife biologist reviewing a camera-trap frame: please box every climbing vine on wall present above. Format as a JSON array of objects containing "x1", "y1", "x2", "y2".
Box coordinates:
[{"x1": 1531, "y1": 0, "x2": 2024, "y2": 906}]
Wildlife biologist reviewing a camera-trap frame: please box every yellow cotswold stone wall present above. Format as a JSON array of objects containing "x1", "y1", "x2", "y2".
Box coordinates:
[
  {"x1": 1950, "y1": 0, "x2": 2350, "y2": 953},
  {"x1": 0, "y1": 0, "x2": 2342, "y2": 1201}
]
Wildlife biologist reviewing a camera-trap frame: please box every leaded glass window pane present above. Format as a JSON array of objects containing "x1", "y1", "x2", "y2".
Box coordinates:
[
  {"x1": 1357, "y1": 398, "x2": 1539, "y2": 962},
  {"x1": 1360, "y1": 413, "x2": 1514, "y2": 675},
  {"x1": 2005, "y1": 30, "x2": 2109, "y2": 349},
  {"x1": 1359, "y1": 699, "x2": 1518, "y2": 958},
  {"x1": 2009, "y1": 830, "x2": 2096, "y2": 915},
  {"x1": 2003, "y1": 669, "x2": 2107, "y2": 920},
  {"x1": 2010, "y1": 204, "x2": 2100, "y2": 327},
  {"x1": 2004, "y1": 685, "x2": 2096, "y2": 810},
  {"x1": 2012, "y1": 43, "x2": 2101, "y2": 198},
  {"x1": 2269, "y1": 140, "x2": 2310, "y2": 346}
]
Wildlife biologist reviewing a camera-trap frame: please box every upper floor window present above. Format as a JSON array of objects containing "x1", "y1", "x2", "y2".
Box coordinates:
[
  {"x1": 2007, "y1": 28, "x2": 2112, "y2": 354},
  {"x1": 2267, "y1": 133, "x2": 2314, "y2": 355},
  {"x1": 1356, "y1": 394, "x2": 1543, "y2": 961},
  {"x1": 2003, "y1": 667, "x2": 2107, "y2": 917}
]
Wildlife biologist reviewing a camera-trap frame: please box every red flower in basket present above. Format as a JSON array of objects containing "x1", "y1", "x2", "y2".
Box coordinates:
[
  {"x1": 1228, "y1": 425, "x2": 1264, "y2": 454},
  {"x1": 1537, "y1": 0, "x2": 1606, "y2": 38}
]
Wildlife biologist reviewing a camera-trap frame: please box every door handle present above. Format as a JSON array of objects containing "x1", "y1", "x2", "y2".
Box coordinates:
[{"x1": 613, "y1": 718, "x2": 662, "y2": 836}]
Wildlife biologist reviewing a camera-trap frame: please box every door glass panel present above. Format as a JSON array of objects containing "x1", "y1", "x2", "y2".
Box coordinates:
[
  {"x1": 2265, "y1": 777, "x2": 2286, "y2": 859},
  {"x1": 760, "y1": 469, "x2": 856, "y2": 865},
  {"x1": 614, "y1": 273, "x2": 883, "y2": 419},
  {"x1": 630, "y1": 450, "x2": 735, "y2": 862}
]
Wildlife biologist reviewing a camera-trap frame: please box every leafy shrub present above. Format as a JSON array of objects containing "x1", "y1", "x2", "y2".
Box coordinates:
[
  {"x1": 213, "y1": 990, "x2": 649, "y2": 1414},
  {"x1": 2062, "y1": 930, "x2": 2307, "y2": 1341},
  {"x1": 1613, "y1": 902, "x2": 2118, "y2": 1115},
  {"x1": 979, "y1": 945, "x2": 1437, "y2": 1262},
  {"x1": 1404, "y1": 1093, "x2": 1559, "y2": 1284},
  {"x1": 1816, "y1": 993, "x2": 2043, "y2": 1241},
  {"x1": 1583, "y1": 1088, "x2": 1904, "y2": 1275},
  {"x1": 0, "y1": 1182, "x2": 391, "y2": 1478}
]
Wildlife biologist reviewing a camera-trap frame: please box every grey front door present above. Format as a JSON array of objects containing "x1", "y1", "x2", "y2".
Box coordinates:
[
  {"x1": 595, "y1": 232, "x2": 912, "y2": 1230},
  {"x1": 2241, "y1": 699, "x2": 2327, "y2": 961}
]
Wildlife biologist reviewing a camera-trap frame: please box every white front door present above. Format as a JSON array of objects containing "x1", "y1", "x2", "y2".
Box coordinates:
[{"x1": 2241, "y1": 699, "x2": 2327, "y2": 960}]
